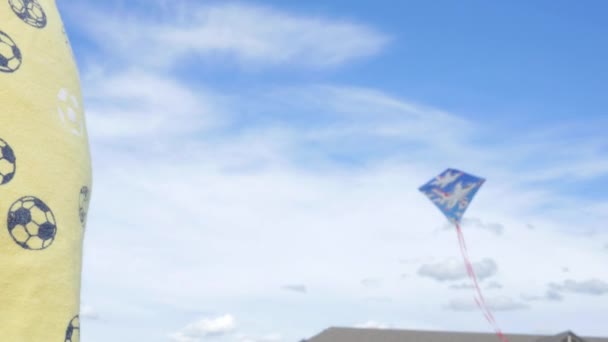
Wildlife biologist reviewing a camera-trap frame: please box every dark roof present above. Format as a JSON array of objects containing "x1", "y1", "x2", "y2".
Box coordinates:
[
  {"x1": 537, "y1": 331, "x2": 587, "y2": 342},
  {"x1": 307, "y1": 327, "x2": 608, "y2": 342}
]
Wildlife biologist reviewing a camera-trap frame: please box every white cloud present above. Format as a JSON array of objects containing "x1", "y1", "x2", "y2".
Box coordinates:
[
  {"x1": 549, "y1": 279, "x2": 608, "y2": 296},
  {"x1": 485, "y1": 281, "x2": 503, "y2": 290},
  {"x1": 68, "y1": 2, "x2": 388, "y2": 69},
  {"x1": 82, "y1": 68, "x2": 224, "y2": 141},
  {"x1": 446, "y1": 218, "x2": 504, "y2": 235},
  {"x1": 361, "y1": 278, "x2": 382, "y2": 289},
  {"x1": 417, "y1": 258, "x2": 498, "y2": 282},
  {"x1": 267, "y1": 84, "x2": 475, "y2": 152},
  {"x1": 446, "y1": 297, "x2": 529, "y2": 312},
  {"x1": 80, "y1": 304, "x2": 100, "y2": 320},
  {"x1": 281, "y1": 284, "x2": 308, "y2": 294},
  {"x1": 449, "y1": 283, "x2": 475, "y2": 290},
  {"x1": 354, "y1": 320, "x2": 390, "y2": 329},
  {"x1": 521, "y1": 290, "x2": 563, "y2": 302},
  {"x1": 169, "y1": 314, "x2": 236, "y2": 341}
]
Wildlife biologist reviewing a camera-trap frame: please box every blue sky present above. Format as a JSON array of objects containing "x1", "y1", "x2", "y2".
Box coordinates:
[
  {"x1": 58, "y1": 0, "x2": 608, "y2": 341},
  {"x1": 251, "y1": 0, "x2": 608, "y2": 122}
]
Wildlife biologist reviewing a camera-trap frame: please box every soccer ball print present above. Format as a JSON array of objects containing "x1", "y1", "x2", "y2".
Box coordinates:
[
  {"x1": 79, "y1": 186, "x2": 90, "y2": 229},
  {"x1": 0, "y1": 138, "x2": 16, "y2": 185},
  {"x1": 0, "y1": 30, "x2": 22, "y2": 73},
  {"x1": 8, "y1": 0, "x2": 47, "y2": 28},
  {"x1": 7, "y1": 196, "x2": 57, "y2": 250},
  {"x1": 65, "y1": 315, "x2": 80, "y2": 342}
]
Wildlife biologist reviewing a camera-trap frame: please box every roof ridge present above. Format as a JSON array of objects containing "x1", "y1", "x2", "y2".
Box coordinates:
[{"x1": 327, "y1": 326, "x2": 547, "y2": 337}]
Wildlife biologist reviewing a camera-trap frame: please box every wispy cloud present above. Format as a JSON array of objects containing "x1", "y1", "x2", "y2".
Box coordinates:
[
  {"x1": 485, "y1": 281, "x2": 503, "y2": 290},
  {"x1": 417, "y1": 258, "x2": 498, "y2": 282},
  {"x1": 169, "y1": 314, "x2": 236, "y2": 341},
  {"x1": 549, "y1": 279, "x2": 608, "y2": 296},
  {"x1": 444, "y1": 218, "x2": 504, "y2": 235},
  {"x1": 446, "y1": 297, "x2": 529, "y2": 312},
  {"x1": 449, "y1": 283, "x2": 475, "y2": 290},
  {"x1": 82, "y1": 68, "x2": 226, "y2": 142},
  {"x1": 68, "y1": 2, "x2": 388, "y2": 69},
  {"x1": 281, "y1": 284, "x2": 308, "y2": 294},
  {"x1": 521, "y1": 290, "x2": 563, "y2": 302}
]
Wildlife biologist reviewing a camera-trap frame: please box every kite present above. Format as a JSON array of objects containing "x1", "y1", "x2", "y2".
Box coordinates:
[{"x1": 419, "y1": 169, "x2": 508, "y2": 342}]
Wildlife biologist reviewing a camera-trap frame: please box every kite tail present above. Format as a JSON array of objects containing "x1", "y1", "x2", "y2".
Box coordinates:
[{"x1": 456, "y1": 224, "x2": 509, "y2": 342}]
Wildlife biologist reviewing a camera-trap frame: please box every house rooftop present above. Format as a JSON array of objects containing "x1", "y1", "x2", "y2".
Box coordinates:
[{"x1": 306, "y1": 327, "x2": 608, "y2": 342}]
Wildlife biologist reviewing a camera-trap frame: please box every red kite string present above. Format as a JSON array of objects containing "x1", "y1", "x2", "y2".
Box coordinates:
[{"x1": 456, "y1": 224, "x2": 509, "y2": 342}]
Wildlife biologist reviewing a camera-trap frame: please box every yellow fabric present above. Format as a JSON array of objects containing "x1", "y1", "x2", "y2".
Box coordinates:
[{"x1": 0, "y1": 1, "x2": 91, "y2": 341}]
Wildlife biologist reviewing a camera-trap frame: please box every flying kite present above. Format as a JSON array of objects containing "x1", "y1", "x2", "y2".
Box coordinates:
[{"x1": 419, "y1": 169, "x2": 508, "y2": 342}]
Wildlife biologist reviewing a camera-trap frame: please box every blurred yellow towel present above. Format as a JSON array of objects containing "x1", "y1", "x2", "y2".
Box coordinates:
[{"x1": 0, "y1": 1, "x2": 92, "y2": 341}]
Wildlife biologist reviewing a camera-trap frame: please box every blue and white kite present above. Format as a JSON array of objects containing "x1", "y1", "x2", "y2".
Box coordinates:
[
  {"x1": 419, "y1": 168, "x2": 508, "y2": 342},
  {"x1": 418, "y1": 168, "x2": 485, "y2": 224}
]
